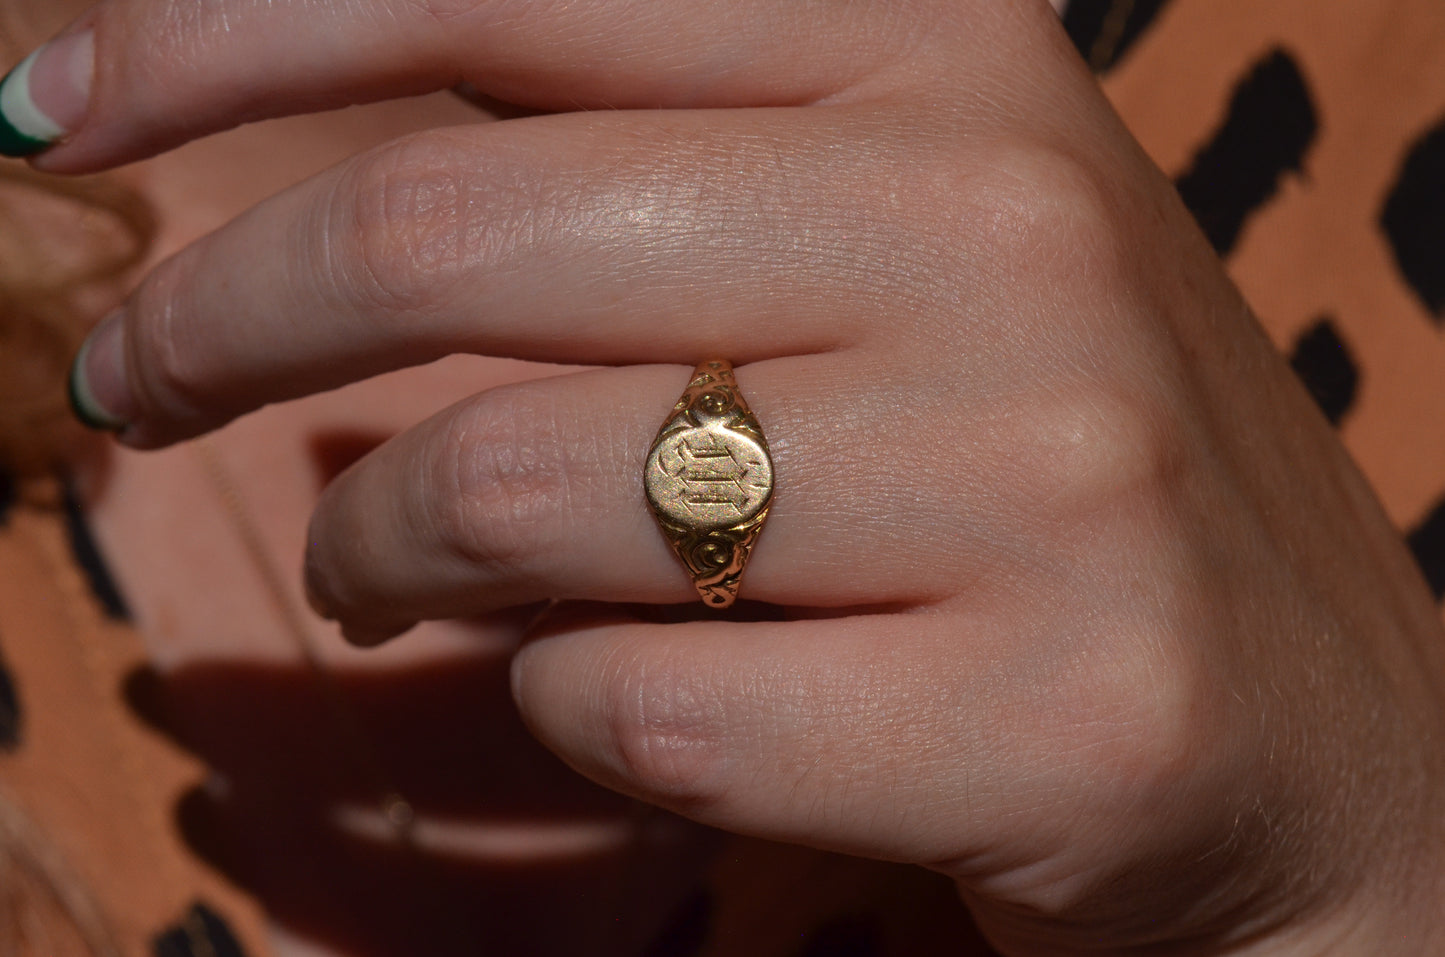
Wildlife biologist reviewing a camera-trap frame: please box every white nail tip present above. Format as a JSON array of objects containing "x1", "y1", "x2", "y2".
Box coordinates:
[
  {"x1": 69, "y1": 334, "x2": 128, "y2": 431},
  {"x1": 1, "y1": 47, "x2": 67, "y2": 142}
]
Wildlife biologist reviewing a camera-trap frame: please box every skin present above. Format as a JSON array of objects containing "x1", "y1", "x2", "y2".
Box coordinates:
[{"x1": 16, "y1": 0, "x2": 1445, "y2": 952}]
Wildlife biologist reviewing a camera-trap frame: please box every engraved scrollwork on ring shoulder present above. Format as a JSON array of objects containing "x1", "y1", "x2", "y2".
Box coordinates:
[{"x1": 645, "y1": 360, "x2": 773, "y2": 607}]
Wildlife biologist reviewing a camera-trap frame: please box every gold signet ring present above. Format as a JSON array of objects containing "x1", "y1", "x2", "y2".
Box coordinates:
[{"x1": 645, "y1": 361, "x2": 774, "y2": 608}]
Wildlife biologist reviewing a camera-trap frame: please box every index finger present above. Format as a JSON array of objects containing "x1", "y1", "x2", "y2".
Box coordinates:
[{"x1": 0, "y1": 0, "x2": 1058, "y2": 172}]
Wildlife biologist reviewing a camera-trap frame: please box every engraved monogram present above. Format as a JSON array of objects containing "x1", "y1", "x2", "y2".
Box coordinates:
[
  {"x1": 651, "y1": 429, "x2": 771, "y2": 527},
  {"x1": 645, "y1": 361, "x2": 773, "y2": 607}
]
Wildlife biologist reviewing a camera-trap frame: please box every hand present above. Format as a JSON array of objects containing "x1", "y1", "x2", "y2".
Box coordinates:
[{"x1": 28, "y1": 0, "x2": 1445, "y2": 951}]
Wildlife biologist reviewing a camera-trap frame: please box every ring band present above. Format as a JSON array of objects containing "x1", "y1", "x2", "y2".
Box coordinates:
[{"x1": 645, "y1": 361, "x2": 774, "y2": 607}]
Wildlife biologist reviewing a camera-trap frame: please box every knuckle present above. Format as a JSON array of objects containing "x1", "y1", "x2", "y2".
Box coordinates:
[
  {"x1": 337, "y1": 135, "x2": 497, "y2": 314},
  {"x1": 126, "y1": 260, "x2": 215, "y2": 421},
  {"x1": 599, "y1": 644, "x2": 730, "y2": 806},
  {"x1": 895, "y1": 136, "x2": 1136, "y2": 314},
  {"x1": 1064, "y1": 622, "x2": 1201, "y2": 784},
  {"x1": 987, "y1": 604, "x2": 1207, "y2": 825},
  {"x1": 399, "y1": 0, "x2": 490, "y2": 24},
  {"x1": 898, "y1": 139, "x2": 1208, "y2": 538},
  {"x1": 1004, "y1": 387, "x2": 1188, "y2": 522},
  {"x1": 965, "y1": 140, "x2": 1131, "y2": 285},
  {"x1": 862, "y1": 136, "x2": 1139, "y2": 345},
  {"x1": 416, "y1": 393, "x2": 578, "y2": 576}
]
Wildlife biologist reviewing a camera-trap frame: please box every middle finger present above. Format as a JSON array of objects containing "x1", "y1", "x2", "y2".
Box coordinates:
[{"x1": 84, "y1": 106, "x2": 956, "y2": 448}]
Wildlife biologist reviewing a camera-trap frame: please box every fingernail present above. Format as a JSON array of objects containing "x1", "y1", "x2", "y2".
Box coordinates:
[
  {"x1": 69, "y1": 310, "x2": 134, "y2": 431},
  {"x1": 303, "y1": 556, "x2": 336, "y2": 620},
  {"x1": 0, "y1": 30, "x2": 93, "y2": 157}
]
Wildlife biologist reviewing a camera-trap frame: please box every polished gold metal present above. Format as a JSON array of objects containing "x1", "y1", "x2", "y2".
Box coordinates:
[{"x1": 645, "y1": 361, "x2": 773, "y2": 607}]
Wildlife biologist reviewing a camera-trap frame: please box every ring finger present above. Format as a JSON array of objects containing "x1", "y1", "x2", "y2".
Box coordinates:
[{"x1": 302, "y1": 357, "x2": 996, "y2": 640}]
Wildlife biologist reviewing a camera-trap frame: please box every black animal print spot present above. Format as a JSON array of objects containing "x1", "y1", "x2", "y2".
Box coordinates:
[
  {"x1": 1289, "y1": 317, "x2": 1359, "y2": 426},
  {"x1": 0, "y1": 467, "x2": 14, "y2": 526},
  {"x1": 152, "y1": 902, "x2": 248, "y2": 957},
  {"x1": 62, "y1": 487, "x2": 130, "y2": 621},
  {"x1": 1380, "y1": 117, "x2": 1445, "y2": 324},
  {"x1": 1063, "y1": 0, "x2": 1175, "y2": 73},
  {"x1": 1407, "y1": 497, "x2": 1445, "y2": 602},
  {"x1": 0, "y1": 638, "x2": 20, "y2": 752},
  {"x1": 1175, "y1": 49, "x2": 1318, "y2": 256}
]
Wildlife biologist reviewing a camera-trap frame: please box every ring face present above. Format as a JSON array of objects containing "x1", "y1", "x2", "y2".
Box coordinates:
[
  {"x1": 645, "y1": 361, "x2": 773, "y2": 607},
  {"x1": 645, "y1": 426, "x2": 773, "y2": 529}
]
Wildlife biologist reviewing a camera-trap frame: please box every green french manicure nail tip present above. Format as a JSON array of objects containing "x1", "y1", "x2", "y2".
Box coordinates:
[
  {"x1": 0, "y1": 65, "x2": 47, "y2": 156},
  {"x1": 67, "y1": 346, "x2": 124, "y2": 432},
  {"x1": 0, "y1": 51, "x2": 63, "y2": 158},
  {"x1": 0, "y1": 113, "x2": 49, "y2": 156}
]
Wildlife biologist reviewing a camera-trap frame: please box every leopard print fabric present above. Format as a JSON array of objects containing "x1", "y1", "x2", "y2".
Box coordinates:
[{"x1": 1086, "y1": 0, "x2": 1445, "y2": 601}]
